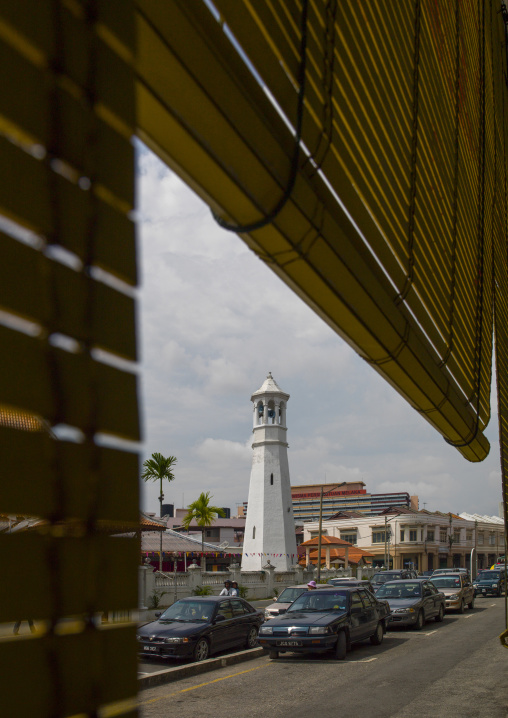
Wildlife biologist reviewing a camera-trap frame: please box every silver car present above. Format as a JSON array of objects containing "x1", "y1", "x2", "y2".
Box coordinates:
[{"x1": 264, "y1": 584, "x2": 328, "y2": 620}]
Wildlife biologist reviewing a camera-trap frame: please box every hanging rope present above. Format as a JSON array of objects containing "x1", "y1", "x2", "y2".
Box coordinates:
[{"x1": 211, "y1": 0, "x2": 309, "y2": 234}]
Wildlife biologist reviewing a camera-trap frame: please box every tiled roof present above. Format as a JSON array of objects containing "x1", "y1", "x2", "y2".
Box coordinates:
[
  {"x1": 140, "y1": 529, "x2": 239, "y2": 554},
  {"x1": 300, "y1": 535, "x2": 353, "y2": 547}
]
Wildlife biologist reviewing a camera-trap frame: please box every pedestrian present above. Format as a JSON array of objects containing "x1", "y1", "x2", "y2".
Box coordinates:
[
  {"x1": 220, "y1": 580, "x2": 232, "y2": 595},
  {"x1": 13, "y1": 619, "x2": 36, "y2": 635},
  {"x1": 230, "y1": 581, "x2": 239, "y2": 596},
  {"x1": 307, "y1": 580, "x2": 317, "y2": 590}
]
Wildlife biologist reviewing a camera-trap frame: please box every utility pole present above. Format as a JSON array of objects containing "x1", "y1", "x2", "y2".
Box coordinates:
[
  {"x1": 447, "y1": 512, "x2": 454, "y2": 568},
  {"x1": 474, "y1": 520, "x2": 478, "y2": 577},
  {"x1": 384, "y1": 515, "x2": 388, "y2": 568},
  {"x1": 316, "y1": 481, "x2": 347, "y2": 583}
]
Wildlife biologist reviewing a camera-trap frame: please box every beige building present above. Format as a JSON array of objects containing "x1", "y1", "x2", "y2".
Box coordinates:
[{"x1": 303, "y1": 507, "x2": 505, "y2": 572}]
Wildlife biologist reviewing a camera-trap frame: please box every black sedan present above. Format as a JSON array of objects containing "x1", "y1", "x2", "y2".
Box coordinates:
[
  {"x1": 137, "y1": 596, "x2": 264, "y2": 662},
  {"x1": 257, "y1": 586, "x2": 390, "y2": 660},
  {"x1": 375, "y1": 579, "x2": 446, "y2": 629},
  {"x1": 327, "y1": 578, "x2": 376, "y2": 593}
]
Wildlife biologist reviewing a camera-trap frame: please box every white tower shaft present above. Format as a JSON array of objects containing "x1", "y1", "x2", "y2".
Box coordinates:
[{"x1": 242, "y1": 374, "x2": 297, "y2": 571}]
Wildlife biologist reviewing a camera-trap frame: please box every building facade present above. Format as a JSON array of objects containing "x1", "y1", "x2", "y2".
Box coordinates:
[
  {"x1": 290, "y1": 481, "x2": 417, "y2": 521},
  {"x1": 303, "y1": 508, "x2": 505, "y2": 572}
]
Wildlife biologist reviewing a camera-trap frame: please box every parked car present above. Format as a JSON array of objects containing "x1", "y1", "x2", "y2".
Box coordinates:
[
  {"x1": 264, "y1": 584, "x2": 328, "y2": 620},
  {"x1": 474, "y1": 569, "x2": 506, "y2": 597},
  {"x1": 371, "y1": 570, "x2": 411, "y2": 591},
  {"x1": 137, "y1": 596, "x2": 264, "y2": 662},
  {"x1": 327, "y1": 578, "x2": 376, "y2": 593},
  {"x1": 375, "y1": 579, "x2": 446, "y2": 629},
  {"x1": 429, "y1": 573, "x2": 475, "y2": 612},
  {"x1": 431, "y1": 568, "x2": 469, "y2": 578},
  {"x1": 421, "y1": 570, "x2": 434, "y2": 577},
  {"x1": 258, "y1": 586, "x2": 390, "y2": 660}
]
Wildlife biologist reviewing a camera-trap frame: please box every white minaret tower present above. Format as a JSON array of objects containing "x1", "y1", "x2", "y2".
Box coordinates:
[{"x1": 242, "y1": 373, "x2": 297, "y2": 571}]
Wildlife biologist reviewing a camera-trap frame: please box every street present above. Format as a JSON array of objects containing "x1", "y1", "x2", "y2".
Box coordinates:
[{"x1": 139, "y1": 597, "x2": 508, "y2": 717}]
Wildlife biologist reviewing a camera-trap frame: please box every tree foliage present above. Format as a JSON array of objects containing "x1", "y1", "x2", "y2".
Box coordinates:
[
  {"x1": 182, "y1": 491, "x2": 226, "y2": 553},
  {"x1": 142, "y1": 453, "x2": 177, "y2": 490}
]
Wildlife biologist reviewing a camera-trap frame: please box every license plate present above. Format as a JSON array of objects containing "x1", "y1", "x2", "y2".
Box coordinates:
[
  {"x1": 143, "y1": 645, "x2": 159, "y2": 652},
  {"x1": 277, "y1": 640, "x2": 303, "y2": 647}
]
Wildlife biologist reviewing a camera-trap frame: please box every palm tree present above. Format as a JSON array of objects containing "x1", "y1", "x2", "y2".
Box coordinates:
[
  {"x1": 182, "y1": 492, "x2": 226, "y2": 556},
  {"x1": 142, "y1": 452, "x2": 177, "y2": 571}
]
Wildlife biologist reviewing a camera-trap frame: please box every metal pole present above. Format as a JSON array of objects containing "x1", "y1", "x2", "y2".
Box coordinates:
[
  {"x1": 173, "y1": 552, "x2": 178, "y2": 604},
  {"x1": 384, "y1": 516, "x2": 388, "y2": 568},
  {"x1": 316, "y1": 487, "x2": 324, "y2": 583},
  {"x1": 474, "y1": 520, "x2": 477, "y2": 579},
  {"x1": 159, "y1": 475, "x2": 163, "y2": 572}
]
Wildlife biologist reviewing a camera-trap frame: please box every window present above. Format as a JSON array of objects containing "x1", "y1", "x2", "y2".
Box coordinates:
[
  {"x1": 478, "y1": 532, "x2": 484, "y2": 545},
  {"x1": 359, "y1": 589, "x2": 374, "y2": 607},
  {"x1": 400, "y1": 530, "x2": 405, "y2": 542},
  {"x1": 270, "y1": 473, "x2": 273, "y2": 485},
  {"x1": 252, "y1": 526, "x2": 256, "y2": 539},
  {"x1": 350, "y1": 592, "x2": 363, "y2": 611},
  {"x1": 409, "y1": 530, "x2": 417, "y2": 542},
  {"x1": 427, "y1": 530, "x2": 435, "y2": 541},
  {"x1": 218, "y1": 601, "x2": 233, "y2": 619},
  {"x1": 489, "y1": 534, "x2": 496, "y2": 546},
  {"x1": 231, "y1": 599, "x2": 247, "y2": 616},
  {"x1": 440, "y1": 529, "x2": 447, "y2": 543},
  {"x1": 372, "y1": 531, "x2": 390, "y2": 544},
  {"x1": 340, "y1": 532, "x2": 357, "y2": 545}
]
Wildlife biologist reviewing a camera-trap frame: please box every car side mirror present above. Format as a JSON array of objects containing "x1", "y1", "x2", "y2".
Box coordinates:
[
  {"x1": 272, "y1": 597, "x2": 278, "y2": 602},
  {"x1": 215, "y1": 614, "x2": 226, "y2": 623},
  {"x1": 155, "y1": 612, "x2": 162, "y2": 618}
]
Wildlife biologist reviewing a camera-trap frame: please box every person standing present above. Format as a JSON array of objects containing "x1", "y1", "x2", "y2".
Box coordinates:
[{"x1": 220, "y1": 580, "x2": 232, "y2": 595}]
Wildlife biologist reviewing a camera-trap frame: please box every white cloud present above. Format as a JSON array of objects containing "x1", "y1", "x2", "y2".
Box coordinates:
[{"x1": 136, "y1": 143, "x2": 504, "y2": 518}]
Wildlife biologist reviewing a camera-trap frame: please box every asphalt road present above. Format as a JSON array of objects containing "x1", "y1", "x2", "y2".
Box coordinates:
[{"x1": 138, "y1": 597, "x2": 508, "y2": 717}]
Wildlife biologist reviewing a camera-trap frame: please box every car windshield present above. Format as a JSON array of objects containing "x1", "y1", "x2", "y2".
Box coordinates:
[
  {"x1": 277, "y1": 588, "x2": 307, "y2": 603},
  {"x1": 373, "y1": 573, "x2": 401, "y2": 584},
  {"x1": 159, "y1": 600, "x2": 215, "y2": 622},
  {"x1": 480, "y1": 572, "x2": 500, "y2": 580},
  {"x1": 431, "y1": 577, "x2": 462, "y2": 588},
  {"x1": 287, "y1": 591, "x2": 348, "y2": 613},
  {"x1": 376, "y1": 582, "x2": 422, "y2": 599}
]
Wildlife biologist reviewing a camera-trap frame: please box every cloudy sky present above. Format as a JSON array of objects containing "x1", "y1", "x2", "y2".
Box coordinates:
[{"x1": 136, "y1": 143, "x2": 502, "y2": 519}]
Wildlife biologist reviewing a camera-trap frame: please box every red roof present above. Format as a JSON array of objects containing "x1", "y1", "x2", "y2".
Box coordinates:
[{"x1": 300, "y1": 535, "x2": 353, "y2": 547}]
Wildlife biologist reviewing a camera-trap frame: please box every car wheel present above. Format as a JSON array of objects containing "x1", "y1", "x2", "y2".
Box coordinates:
[
  {"x1": 468, "y1": 596, "x2": 475, "y2": 609},
  {"x1": 334, "y1": 630, "x2": 347, "y2": 660},
  {"x1": 370, "y1": 622, "x2": 384, "y2": 646},
  {"x1": 435, "y1": 604, "x2": 445, "y2": 622},
  {"x1": 193, "y1": 638, "x2": 209, "y2": 662},
  {"x1": 458, "y1": 599, "x2": 465, "y2": 614},
  {"x1": 245, "y1": 627, "x2": 258, "y2": 649},
  {"x1": 414, "y1": 610, "x2": 424, "y2": 630},
  {"x1": 269, "y1": 649, "x2": 279, "y2": 659}
]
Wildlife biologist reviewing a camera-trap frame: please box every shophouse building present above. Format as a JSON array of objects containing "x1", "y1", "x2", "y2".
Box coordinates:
[{"x1": 303, "y1": 507, "x2": 505, "y2": 572}]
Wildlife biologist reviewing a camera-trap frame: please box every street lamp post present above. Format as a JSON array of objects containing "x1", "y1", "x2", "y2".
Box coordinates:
[{"x1": 316, "y1": 482, "x2": 347, "y2": 583}]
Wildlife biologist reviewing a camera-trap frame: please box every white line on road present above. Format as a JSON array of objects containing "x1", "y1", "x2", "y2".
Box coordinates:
[
  {"x1": 412, "y1": 630, "x2": 437, "y2": 636},
  {"x1": 343, "y1": 657, "x2": 378, "y2": 663},
  {"x1": 491, "y1": 604, "x2": 496, "y2": 607},
  {"x1": 464, "y1": 614, "x2": 474, "y2": 619}
]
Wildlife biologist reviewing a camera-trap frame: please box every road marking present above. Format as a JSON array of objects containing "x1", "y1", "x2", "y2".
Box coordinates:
[
  {"x1": 491, "y1": 604, "x2": 496, "y2": 607},
  {"x1": 138, "y1": 663, "x2": 272, "y2": 707},
  {"x1": 464, "y1": 615, "x2": 474, "y2": 619},
  {"x1": 344, "y1": 657, "x2": 378, "y2": 663},
  {"x1": 412, "y1": 630, "x2": 437, "y2": 636}
]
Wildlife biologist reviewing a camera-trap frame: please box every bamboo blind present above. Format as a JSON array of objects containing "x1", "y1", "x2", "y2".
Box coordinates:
[{"x1": 0, "y1": 0, "x2": 139, "y2": 715}]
